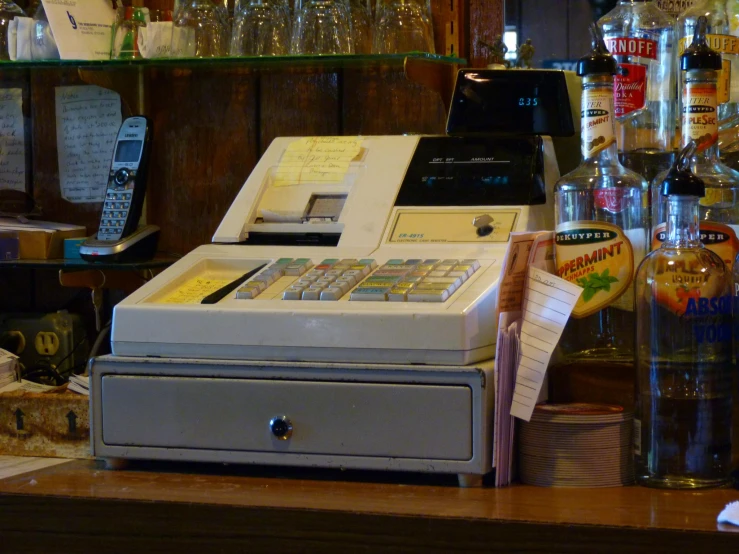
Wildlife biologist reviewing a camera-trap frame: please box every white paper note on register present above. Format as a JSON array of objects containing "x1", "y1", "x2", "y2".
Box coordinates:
[
  {"x1": 0, "y1": 89, "x2": 26, "y2": 192},
  {"x1": 510, "y1": 267, "x2": 582, "y2": 421}
]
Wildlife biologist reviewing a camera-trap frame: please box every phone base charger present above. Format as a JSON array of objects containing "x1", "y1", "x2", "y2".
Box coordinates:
[{"x1": 80, "y1": 225, "x2": 160, "y2": 263}]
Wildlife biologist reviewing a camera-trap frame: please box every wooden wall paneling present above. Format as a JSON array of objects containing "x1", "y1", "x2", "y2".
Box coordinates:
[
  {"x1": 342, "y1": 68, "x2": 447, "y2": 136},
  {"x1": 30, "y1": 69, "x2": 102, "y2": 234},
  {"x1": 568, "y1": 0, "x2": 595, "y2": 60},
  {"x1": 259, "y1": 72, "x2": 340, "y2": 153},
  {"x1": 145, "y1": 67, "x2": 259, "y2": 254},
  {"x1": 519, "y1": 0, "x2": 569, "y2": 67},
  {"x1": 467, "y1": 0, "x2": 504, "y2": 67},
  {"x1": 430, "y1": 0, "x2": 464, "y2": 58}
]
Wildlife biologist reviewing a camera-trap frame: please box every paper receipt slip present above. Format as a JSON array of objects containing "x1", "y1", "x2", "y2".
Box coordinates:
[
  {"x1": 273, "y1": 137, "x2": 363, "y2": 187},
  {"x1": 510, "y1": 267, "x2": 583, "y2": 421},
  {"x1": 158, "y1": 277, "x2": 234, "y2": 304}
]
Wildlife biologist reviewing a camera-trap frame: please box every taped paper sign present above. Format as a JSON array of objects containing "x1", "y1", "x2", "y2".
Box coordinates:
[
  {"x1": 273, "y1": 137, "x2": 362, "y2": 187},
  {"x1": 0, "y1": 89, "x2": 26, "y2": 192},
  {"x1": 55, "y1": 85, "x2": 122, "y2": 203}
]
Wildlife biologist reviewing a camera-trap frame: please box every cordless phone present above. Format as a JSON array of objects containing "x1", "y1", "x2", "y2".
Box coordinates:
[
  {"x1": 80, "y1": 116, "x2": 160, "y2": 263},
  {"x1": 97, "y1": 116, "x2": 151, "y2": 242}
]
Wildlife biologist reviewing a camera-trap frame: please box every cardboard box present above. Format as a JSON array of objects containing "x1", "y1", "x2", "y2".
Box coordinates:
[{"x1": 0, "y1": 219, "x2": 87, "y2": 259}]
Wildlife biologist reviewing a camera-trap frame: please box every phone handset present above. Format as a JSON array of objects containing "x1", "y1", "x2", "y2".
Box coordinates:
[{"x1": 97, "y1": 116, "x2": 151, "y2": 242}]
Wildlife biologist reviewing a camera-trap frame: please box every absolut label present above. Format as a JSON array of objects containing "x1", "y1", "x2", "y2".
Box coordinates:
[
  {"x1": 581, "y1": 88, "x2": 616, "y2": 159},
  {"x1": 554, "y1": 222, "x2": 634, "y2": 318},
  {"x1": 682, "y1": 81, "x2": 718, "y2": 153},
  {"x1": 606, "y1": 37, "x2": 658, "y2": 118}
]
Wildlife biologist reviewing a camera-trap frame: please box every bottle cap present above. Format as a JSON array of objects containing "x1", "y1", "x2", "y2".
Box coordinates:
[
  {"x1": 681, "y1": 16, "x2": 722, "y2": 71},
  {"x1": 661, "y1": 141, "x2": 705, "y2": 197},
  {"x1": 577, "y1": 23, "x2": 617, "y2": 77}
]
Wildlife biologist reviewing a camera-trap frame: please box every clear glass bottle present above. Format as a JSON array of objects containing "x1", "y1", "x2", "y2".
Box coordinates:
[
  {"x1": 678, "y1": 1, "x2": 739, "y2": 170},
  {"x1": 656, "y1": 0, "x2": 698, "y2": 17},
  {"x1": 652, "y1": 16, "x2": 739, "y2": 271},
  {"x1": 635, "y1": 141, "x2": 733, "y2": 489},
  {"x1": 553, "y1": 24, "x2": 648, "y2": 370},
  {"x1": 599, "y1": 0, "x2": 678, "y2": 184}
]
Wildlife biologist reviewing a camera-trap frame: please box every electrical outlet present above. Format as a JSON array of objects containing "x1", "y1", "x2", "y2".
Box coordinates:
[
  {"x1": 8, "y1": 330, "x2": 25, "y2": 354},
  {"x1": 35, "y1": 332, "x2": 60, "y2": 356}
]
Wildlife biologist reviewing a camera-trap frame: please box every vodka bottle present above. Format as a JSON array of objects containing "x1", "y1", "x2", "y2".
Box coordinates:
[
  {"x1": 635, "y1": 141, "x2": 733, "y2": 488},
  {"x1": 554, "y1": 24, "x2": 648, "y2": 368},
  {"x1": 599, "y1": 0, "x2": 678, "y2": 184},
  {"x1": 652, "y1": 16, "x2": 739, "y2": 272}
]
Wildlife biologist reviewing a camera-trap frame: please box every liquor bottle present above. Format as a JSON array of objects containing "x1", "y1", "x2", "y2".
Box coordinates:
[
  {"x1": 635, "y1": 141, "x2": 733, "y2": 488},
  {"x1": 599, "y1": 0, "x2": 677, "y2": 184},
  {"x1": 652, "y1": 16, "x2": 739, "y2": 271},
  {"x1": 679, "y1": 1, "x2": 739, "y2": 170},
  {"x1": 553, "y1": 25, "x2": 647, "y2": 372},
  {"x1": 657, "y1": 0, "x2": 698, "y2": 17}
]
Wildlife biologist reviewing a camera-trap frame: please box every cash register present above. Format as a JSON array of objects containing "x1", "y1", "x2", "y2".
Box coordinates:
[{"x1": 90, "y1": 69, "x2": 578, "y2": 486}]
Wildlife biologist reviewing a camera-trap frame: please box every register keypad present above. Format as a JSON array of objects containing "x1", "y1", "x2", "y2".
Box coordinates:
[{"x1": 235, "y1": 258, "x2": 480, "y2": 303}]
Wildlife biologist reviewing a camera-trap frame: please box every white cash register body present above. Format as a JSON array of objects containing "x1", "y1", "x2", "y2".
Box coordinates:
[{"x1": 92, "y1": 70, "x2": 577, "y2": 484}]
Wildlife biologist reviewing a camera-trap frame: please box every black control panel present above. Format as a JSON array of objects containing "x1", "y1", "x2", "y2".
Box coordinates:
[
  {"x1": 394, "y1": 136, "x2": 545, "y2": 207},
  {"x1": 446, "y1": 69, "x2": 575, "y2": 137}
]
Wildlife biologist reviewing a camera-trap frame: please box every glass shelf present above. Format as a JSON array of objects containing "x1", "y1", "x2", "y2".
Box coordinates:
[
  {"x1": 0, "y1": 52, "x2": 465, "y2": 72},
  {"x1": 0, "y1": 254, "x2": 179, "y2": 271}
]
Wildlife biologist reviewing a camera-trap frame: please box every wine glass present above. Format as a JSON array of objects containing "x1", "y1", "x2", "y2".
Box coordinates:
[
  {"x1": 171, "y1": 0, "x2": 230, "y2": 58},
  {"x1": 291, "y1": 0, "x2": 353, "y2": 55},
  {"x1": 230, "y1": 0, "x2": 290, "y2": 56},
  {"x1": 373, "y1": 0, "x2": 434, "y2": 54},
  {"x1": 345, "y1": 0, "x2": 372, "y2": 54},
  {"x1": 0, "y1": 1, "x2": 26, "y2": 61}
]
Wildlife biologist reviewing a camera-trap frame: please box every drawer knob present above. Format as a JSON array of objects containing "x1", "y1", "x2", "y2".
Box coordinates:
[{"x1": 270, "y1": 416, "x2": 293, "y2": 440}]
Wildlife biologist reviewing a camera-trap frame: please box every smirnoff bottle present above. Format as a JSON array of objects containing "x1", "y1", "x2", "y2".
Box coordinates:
[
  {"x1": 599, "y1": 1, "x2": 678, "y2": 184},
  {"x1": 678, "y1": 1, "x2": 739, "y2": 169}
]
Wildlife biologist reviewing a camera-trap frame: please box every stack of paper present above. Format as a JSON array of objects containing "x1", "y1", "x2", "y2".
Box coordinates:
[
  {"x1": 492, "y1": 232, "x2": 583, "y2": 487},
  {"x1": 0, "y1": 379, "x2": 58, "y2": 393},
  {"x1": 68, "y1": 374, "x2": 89, "y2": 396},
  {"x1": 0, "y1": 348, "x2": 19, "y2": 389}
]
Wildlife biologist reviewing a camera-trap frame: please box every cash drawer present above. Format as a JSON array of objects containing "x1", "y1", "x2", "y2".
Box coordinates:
[{"x1": 101, "y1": 376, "x2": 473, "y2": 460}]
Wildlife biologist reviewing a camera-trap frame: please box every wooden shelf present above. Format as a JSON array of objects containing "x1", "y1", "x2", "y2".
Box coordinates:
[{"x1": 0, "y1": 459, "x2": 737, "y2": 552}]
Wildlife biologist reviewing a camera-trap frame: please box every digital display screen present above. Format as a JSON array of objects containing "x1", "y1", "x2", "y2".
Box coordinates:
[
  {"x1": 114, "y1": 140, "x2": 143, "y2": 163},
  {"x1": 394, "y1": 136, "x2": 545, "y2": 207},
  {"x1": 446, "y1": 70, "x2": 575, "y2": 137}
]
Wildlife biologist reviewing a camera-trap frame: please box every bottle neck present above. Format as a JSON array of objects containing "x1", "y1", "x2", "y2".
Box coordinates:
[
  {"x1": 682, "y1": 69, "x2": 721, "y2": 164},
  {"x1": 581, "y1": 74, "x2": 620, "y2": 165},
  {"x1": 663, "y1": 195, "x2": 702, "y2": 248}
]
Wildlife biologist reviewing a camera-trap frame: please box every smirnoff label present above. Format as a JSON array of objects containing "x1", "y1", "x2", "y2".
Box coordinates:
[
  {"x1": 682, "y1": 81, "x2": 718, "y2": 152},
  {"x1": 581, "y1": 88, "x2": 616, "y2": 159},
  {"x1": 605, "y1": 37, "x2": 658, "y2": 118},
  {"x1": 555, "y1": 222, "x2": 634, "y2": 318}
]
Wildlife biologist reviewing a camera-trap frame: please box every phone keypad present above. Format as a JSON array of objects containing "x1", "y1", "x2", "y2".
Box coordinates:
[{"x1": 98, "y1": 186, "x2": 133, "y2": 241}]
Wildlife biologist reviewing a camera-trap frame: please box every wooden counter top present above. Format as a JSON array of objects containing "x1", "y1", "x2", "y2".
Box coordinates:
[{"x1": 1, "y1": 459, "x2": 738, "y2": 553}]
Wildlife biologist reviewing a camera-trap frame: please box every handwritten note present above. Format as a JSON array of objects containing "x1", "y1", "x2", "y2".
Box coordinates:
[
  {"x1": 510, "y1": 267, "x2": 582, "y2": 422},
  {"x1": 55, "y1": 85, "x2": 121, "y2": 203},
  {"x1": 0, "y1": 89, "x2": 26, "y2": 192},
  {"x1": 158, "y1": 277, "x2": 234, "y2": 304},
  {"x1": 273, "y1": 137, "x2": 363, "y2": 187}
]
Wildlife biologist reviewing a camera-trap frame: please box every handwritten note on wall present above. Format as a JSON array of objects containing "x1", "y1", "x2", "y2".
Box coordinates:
[
  {"x1": 274, "y1": 136, "x2": 363, "y2": 187},
  {"x1": 55, "y1": 85, "x2": 121, "y2": 203},
  {"x1": 0, "y1": 89, "x2": 26, "y2": 192}
]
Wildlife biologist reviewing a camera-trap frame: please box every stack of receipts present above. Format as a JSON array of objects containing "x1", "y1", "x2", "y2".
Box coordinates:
[
  {"x1": 0, "y1": 348, "x2": 19, "y2": 389},
  {"x1": 493, "y1": 232, "x2": 583, "y2": 487},
  {"x1": 68, "y1": 374, "x2": 89, "y2": 396}
]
